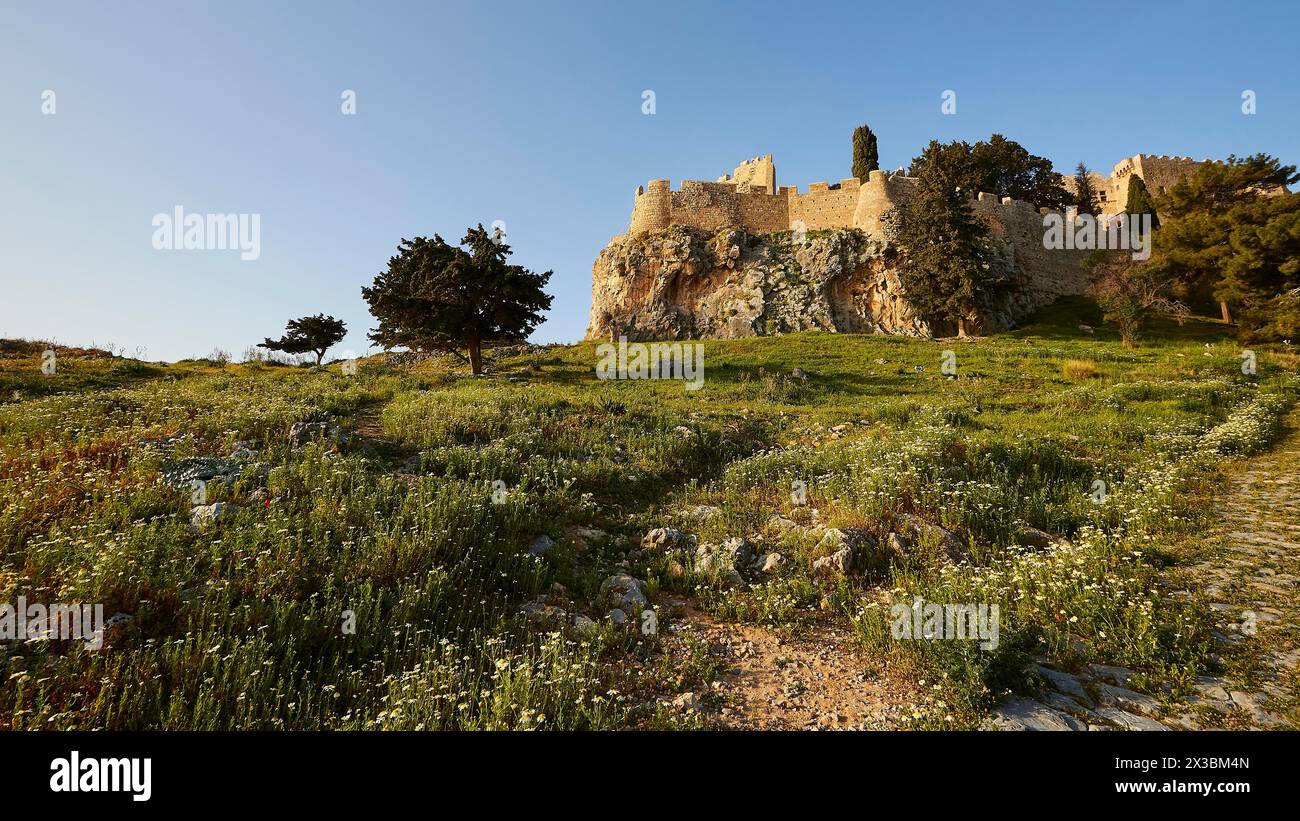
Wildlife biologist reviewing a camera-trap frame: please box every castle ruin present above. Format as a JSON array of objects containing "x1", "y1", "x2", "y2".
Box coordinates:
[{"x1": 589, "y1": 152, "x2": 1212, "y2": 342}]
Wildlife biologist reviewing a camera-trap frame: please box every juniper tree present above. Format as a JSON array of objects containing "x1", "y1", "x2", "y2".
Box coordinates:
[
  {"x1": 362, "y1": 225, "x2": 553, "y2": 374},
  {"x1": 258, "y1": 314, "x2": 347, "y2": 365}
]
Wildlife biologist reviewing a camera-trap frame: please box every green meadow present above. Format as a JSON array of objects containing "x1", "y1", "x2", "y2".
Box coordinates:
[{"x1": 1, "y1": 298, "x2": 1296, "y2": 729}]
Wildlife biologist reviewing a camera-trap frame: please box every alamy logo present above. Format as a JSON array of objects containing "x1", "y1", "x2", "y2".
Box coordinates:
[
  {"x1": 889, "y1": 597, "x2": 1000, "y2": 650},
  {"x1": 596, "y1": 336, "x2": 704, "y2": 391},
  {"x1": 1, "y1": 596, "x2": 105, "y2": 650},
  {"x1": 1043, "y1": 211, "x2": 1152, "y2": 261},
  {"x1": 151, "y1": 206, "x2": 261, "y2": 261},
  {"x1": 50, "y1": 751, "x2": 151, "y2": 802}
]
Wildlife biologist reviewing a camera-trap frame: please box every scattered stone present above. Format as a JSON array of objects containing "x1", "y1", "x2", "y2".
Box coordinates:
[
  {"x1": 607, "y1": 608, "x2": 627, "y2": 626},
  {"x1": 1094, "y1": 707, "x2": 1170, "y2": 731},
  {"x1": 1033, "y1": 664, "x2": 1093, "y2": 706},
  {"x1": 288, "y1": 420, "x2": 347, "y2": 448},
  {"x1": 1015, "y1": 526, "x2": 1060, "y2": 549},
  {"x1": 982, "y1": 698, "x2": 1086, "y2": 731},
  {"x1": 895, "y1": 514, "x2": 967, "y2": 563},
  {"x1": 600, "y1": 574, "x2": 649, "y2": 611},
  {"x1": 518, "y1": 600, "x2": 567, "y2": 625},
  {"x1": 160, "y1": 456, "x2": 246, "y2": 487},
  {"x1": 527, "y1": 535, "x2": 556, "y2": 557},
  {"x1": 757, "y1": 552, "x2": 787, "y2": 574},
  {"x1": 1085, "y1": 663, "x2": 1135, "y2": 687},
  {"x1": 672, "y1": 692, "x2": 700, "y2": 711},
  {"x1": 190, "y1": 502, "x2": 240, "y2": 528},
  {"x1": 696, "y1": 538, "x2": 755, "y2": 586},
  {"x1": 1097, "y1": 683, "x2": 1161, "y2": 716},
  {"x1": 766, "y1": 514, "x2": 800, "y2": 534},
  {"x1": 641, "y1": 527, "x2": 696, "y2": 552},
  {"x1": 790, "y1": 368, "x2": 808, "y2": 382},
  {"x1": 572, "y1": 615, "x2": 597, "y2": 636}
]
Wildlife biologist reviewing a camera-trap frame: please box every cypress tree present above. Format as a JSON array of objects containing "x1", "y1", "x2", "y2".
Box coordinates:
[{"x1": 852, "y1": 125, "x2": 879, "y2": 181}]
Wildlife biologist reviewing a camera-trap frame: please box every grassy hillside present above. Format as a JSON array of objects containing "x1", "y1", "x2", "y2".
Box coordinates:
[{"x1": 1, "y1": 297, "x2": 1297, "y2": 729}]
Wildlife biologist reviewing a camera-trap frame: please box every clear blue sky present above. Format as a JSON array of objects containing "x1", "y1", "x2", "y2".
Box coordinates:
[{"x1": 2, "y1": 0, "x2": 1297, "y2": 361}]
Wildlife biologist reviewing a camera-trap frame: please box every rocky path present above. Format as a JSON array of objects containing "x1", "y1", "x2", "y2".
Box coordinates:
[
  {"x1": 657, "y1": 596, "x2": 914, "y2": 730},
  {"x1": 986, "y1": 410, "x2": 1300, "y2": 731},
  {"x1": 1165, "y1": 410, "x2": 1300, "y2": 729}
]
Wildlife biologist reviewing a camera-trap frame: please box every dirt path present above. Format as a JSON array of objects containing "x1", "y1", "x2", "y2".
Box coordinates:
[
  {"x1": 1168, "y1": 409, "x2": 1300, "y2": 728},
  {"x1": 658, "y1": 596, "x2": 914, "y2": 730}
]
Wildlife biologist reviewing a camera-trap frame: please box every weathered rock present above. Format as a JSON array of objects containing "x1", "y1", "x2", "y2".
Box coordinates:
[
  {"x1": 641, "y1": 527, "x2": 696, "y2": 552},
  {"x1": 1097, "y1": 684, "x2": 1161, "y2": 716},
  {"x1": 982, "y1": 698, "x2": 1086, "y2": 731},
  {"x1": 1086, "y1": 663, "x2": 1136, "y2": 687},
  {"x1": 1015, "y1": 526, "x2": 1061, "y2": 549},
  {"x1": 518, "y1": 600, "x2": 567, "y2": 626},
  {"x1": 1033, "y1": 664, "x2": 1093, "y2": 706},
  {"x1": 160, "y1": 456, "x2": 246, "y2": 487},
  {"x1": 766, "y1": 514, "x2": 800, "y2": 534},
  {"x1": 572, "y1": 615, "x2": 598, "y2": 636},
  {"x1": 190, "y1": 502, "x2": 239, "y2": 528},
  {"x1": 895, "y1": 514, "x2": 967, "y2": 564},
  {"x1": 527, "y1": 535, "x2": 556, "y2": 557},
  {"x1": 607, "y1": 608, "x2": 627, "y2": 626},
  {"x1": 1094, "y1": 707, "x2": 1170, "y2": 731},
  {"x1": 600, "y1": 574, "x2": 648, "y2": 611},
  {"x1": 586, "y1": 227, "x2": 934, "y2": 341},
  {"x1": 695, "y1": 538, "x2": 755, "y2": 585},
  {"x1": 288, "y1": 420, "x2": 347, "y2": 448},
  {"x1": 812, "y1": 549, "x2": 853, "y2": 579},
  {"x1": 672, "y1": 692, "x2": 700, "y2": 711},
  {"x1": 757, "y1": 552, "x2": 787, "y2": 574}
]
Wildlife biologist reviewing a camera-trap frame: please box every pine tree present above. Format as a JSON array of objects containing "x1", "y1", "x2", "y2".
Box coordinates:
[
  {"x1": 1073, "y1": 162, "x2": 1100, "y2": 216},
  {"x1": 362, "y1": 225, "x2": 553, "y2": 374},
  {"x1": 852, "y1": 124, "x2": 879, "y2": 181}
]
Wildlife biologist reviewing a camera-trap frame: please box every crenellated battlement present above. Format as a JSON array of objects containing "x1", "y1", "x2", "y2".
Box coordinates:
[{"x1": 627, "y1": 156, "x2": 1090, "y2": 242}]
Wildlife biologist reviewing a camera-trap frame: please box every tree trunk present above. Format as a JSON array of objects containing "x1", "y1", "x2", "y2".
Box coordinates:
[
  {"x1": 468, "y1": 339, "x2": 483, "y2": 375},
  {"x1": 315, "y1": 350, "x2": 324, "y2": 366},
  {"x1": 956, "y1": 317, "x2": 967, "y2": 338},
  {"x1": 1220, "y1": 301, "x2": 1233, "y2": 324}
]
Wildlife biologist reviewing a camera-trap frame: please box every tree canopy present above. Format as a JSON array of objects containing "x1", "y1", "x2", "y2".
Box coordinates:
[
  {"x1": 258, "y1": 314, "x2": 347, "y2": 365},
  {"x1": 361, "y1": 225, "x2": 553, "y2": 374},
  {"x1": 1144, "y1": 154, "x2": 1300, "y2": 325},
  {"x1": 908, "y1": 134, "x2": 1072, "y2": 210}
]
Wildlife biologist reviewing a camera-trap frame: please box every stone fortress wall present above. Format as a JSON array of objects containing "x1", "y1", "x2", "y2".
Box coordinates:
[
  {"x1": 630, "y1": 152, "x2": 1213, "y2": 236},
  {"x1": 1063, "y1": 154, "x2": 1210, "y2": 215},
  {"x1": 598, "y1": 152, "x2": 1214, "y2": 341}
]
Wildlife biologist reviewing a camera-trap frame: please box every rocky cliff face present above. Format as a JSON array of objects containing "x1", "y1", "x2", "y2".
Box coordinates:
[{"x1": 586, "y1": 227, "x2": 934, "y2": 341}]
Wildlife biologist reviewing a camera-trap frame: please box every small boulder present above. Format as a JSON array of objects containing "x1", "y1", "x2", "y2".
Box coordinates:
[
  {"x1": 600, "y1": 574, "x2": 649, "y2": 611},
  {"x1": 757, "y1": 552, "x2": 786, "y2": 574},
  {"x1": 190, "y1": 502, "x2": 239, "y2": 528},
  {"x1": 641, "y1": 527, "x2": 696, "y2": 553},
  {"x1": 288, "y1": 420, "x2": 347, "y2": 448},
  {"x1": 527, "y1": 535, "x2": 556, "y2": 557},
  {"x1": 895, "y1": 514, "x2": 967, "y2": 564}
]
